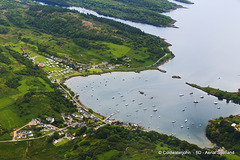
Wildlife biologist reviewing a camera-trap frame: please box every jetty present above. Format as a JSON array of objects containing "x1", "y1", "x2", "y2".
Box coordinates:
[{"x1": 104, "y1": 110, "x2": 120, "y2": 121}]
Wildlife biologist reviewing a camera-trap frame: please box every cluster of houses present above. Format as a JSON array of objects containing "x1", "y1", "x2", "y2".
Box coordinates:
[
  {"x1": 77, "y1": 108, "x2": 90, "y2": 118},
  {"x1": 16, "y1": 130, "x2": 33, "y2": 139},
  {"x1": 43, "y1": 58, "x2": 75, "y2": 77},
  {"x1": 30, "y1": 117, "x2": 57, "y2": 131},
  {"x1": 46, "y1": 56, "x2": 125, "y2": 72},
  {"x1": 38, "y1": 122, "x2": 54, "y2": 130},
  {"x1": 27, "y1": 52, "x2": 131, "y2": 80}
]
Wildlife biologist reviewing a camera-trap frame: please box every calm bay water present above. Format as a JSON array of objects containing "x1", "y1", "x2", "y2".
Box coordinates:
[{"x1": 39, "y1": 0, "x2": 240, "y2": 147}]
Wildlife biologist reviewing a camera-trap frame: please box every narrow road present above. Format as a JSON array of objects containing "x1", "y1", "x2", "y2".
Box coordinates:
[
  {"x1": 0, "y1": 135, "x2": 47, "y2": 143},
  {"x1": 58, "y1": 83, "x2": 88, "y2": 112}
]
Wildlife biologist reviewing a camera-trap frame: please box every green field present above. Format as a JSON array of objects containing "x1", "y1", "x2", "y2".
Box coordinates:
[{"x1": 55, "y1": 138, "x2": 69, "y2": 146}]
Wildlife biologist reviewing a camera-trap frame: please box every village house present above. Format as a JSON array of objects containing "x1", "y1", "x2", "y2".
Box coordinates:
[
  {"x1": 79, "y1": 123, "x2": 86, "y2": 128},
  {"x1": 46, "y1": 117, "x2": 55, "y2": 123},
  {"x1": 115, "y1": 64, "x2": 122, "y2": 67},
  {"x1": 78, "y1": 108, "x2": 83, "y2": 113},
  {"x1": 66, "y1": 115, "x2": 73, "y2": 124},
  {"x1": 78, "y1": 68, "x2": 83, "y2": 72},
  {"x1": 36, "y1": 62, "x2": 45, "y2": 67},
  {"x1": 231, "y1": 123, "x2": 237, "y2": 127},
  {"x1": 67, "y1": 133, "x2": 75, "y2": 140},
  {"x1": 28, "y1": 132, "x2": 34, "y2": 137},
  {"x1": 46, "y1": 125, "x2": 53, "y2": 130},
  {"x1": 100, "y1": 65, "x2": 105, "y2": 69},
  {"x1": 122, "y1": 57, "x2": 130, "y2": 61},
  {"x1": 52, "y1": 139, "x2": 58, "y2": 145},
  {"x1": 31, "y1": 119, "x2": 39, "y2": 124},
  {"x1": 72, "y1": 113, "x2": 78, "y2": 118},
  {"x1": 102, "y1": 61, "x2": 108, "y2": 65},
  {"x1": 71, "y1": 123, "x2": 78, "y2": 128},
  {"x1": 22, "y1": 135, "x2": 27, "y2": 139}
]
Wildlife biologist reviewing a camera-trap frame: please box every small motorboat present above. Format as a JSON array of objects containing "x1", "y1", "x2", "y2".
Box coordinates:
[
  {"x1": 179, "y1": 94, "x2": 184, "y2": 97},
  {"x1": 194, "y1": 100, "x2": 198, "y2": 103}
]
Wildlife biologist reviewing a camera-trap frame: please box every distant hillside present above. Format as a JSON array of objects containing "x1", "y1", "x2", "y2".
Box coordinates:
[{"x1": 35, "y1": 0, "x2": 181, "y2": 27}]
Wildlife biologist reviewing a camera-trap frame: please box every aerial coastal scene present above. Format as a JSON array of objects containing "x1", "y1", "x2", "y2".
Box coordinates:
[{"x1": 0, "y1": 0, "x2": 240, "y2": 159}]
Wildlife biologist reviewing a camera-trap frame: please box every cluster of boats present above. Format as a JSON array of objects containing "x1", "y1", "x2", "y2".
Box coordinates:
[{"x1": 179, "y1": 93, "x2": 219, "y2": 106}]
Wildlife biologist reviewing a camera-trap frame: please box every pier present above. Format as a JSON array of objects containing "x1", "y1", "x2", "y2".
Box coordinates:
[{"x1": 104, "y1": 110, "x2": 120, "y2": 121}]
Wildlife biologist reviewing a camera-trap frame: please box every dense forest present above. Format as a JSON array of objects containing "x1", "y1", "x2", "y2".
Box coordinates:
[{"x1": 35, "y1": 0, "x2": 180, "y2": 27}]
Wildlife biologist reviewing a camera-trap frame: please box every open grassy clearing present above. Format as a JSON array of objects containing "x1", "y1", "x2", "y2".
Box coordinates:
[
  {"x1": 101, "y1": 42, "x2": 131, "y2": 58},
  {"x1": 97, "y1": 150, "x2": 120, "y2": 160},
  {"x1": 34, "y1": 56, "x2": 47, "y2": 63},
  {"x1": 0, "y1": 106, "x2": 25, "y2": 129},
  {"x1": 55, "y1": 138, "x2": 69, "y2": 146}
]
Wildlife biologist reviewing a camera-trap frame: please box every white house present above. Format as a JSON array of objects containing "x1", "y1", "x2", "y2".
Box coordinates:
[
  {"x1": 46, "y1": 117, "x2": 55, "y2": 123},
  {"x1": 231, "y1": 123, "x2": 237, "y2": 127}
]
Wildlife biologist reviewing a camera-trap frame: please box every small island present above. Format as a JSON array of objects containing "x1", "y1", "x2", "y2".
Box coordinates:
[
  {"x1": 157, "y1": 68, "x2": 167, "y2": 73},
  {"x1": 172, "y1": 75, "x2": 181, "y2": 79}
]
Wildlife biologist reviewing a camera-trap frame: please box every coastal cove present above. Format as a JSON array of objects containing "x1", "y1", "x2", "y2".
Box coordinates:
[{"x1": 36, "y1": 0, "x2": 240, "y2": 147}]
